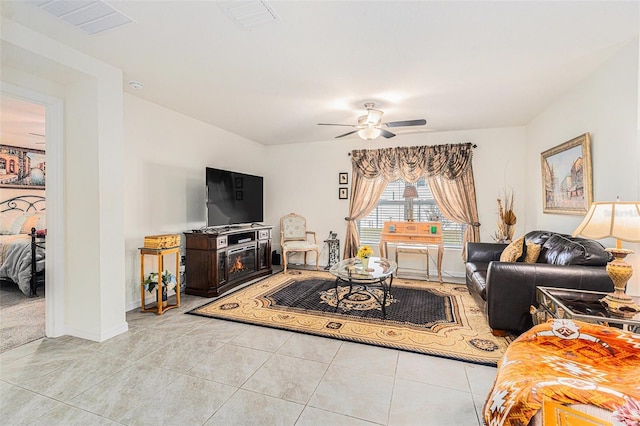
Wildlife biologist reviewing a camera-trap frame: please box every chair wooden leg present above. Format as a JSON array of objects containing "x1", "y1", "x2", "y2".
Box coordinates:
[
  {"x1": 304, "y1": 252, "x2": 308, "y2": 267},
  {"x1": 315, "y1": 249, "x2": 319, "y2": 270},
  {"x1": 283, "y1": 250, "x2": 288, "y2": 274},
  {"x1": 425, "y1": 250, "x2": 430, "y2": 280},
  {"x1": 492, "y1": 329, "x2": 507, "y2": 337}
]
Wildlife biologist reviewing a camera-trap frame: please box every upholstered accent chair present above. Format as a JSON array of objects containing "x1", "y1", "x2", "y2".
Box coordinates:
[{"x1": 280, "y1": 213, "x2": 320, "y2": 274}]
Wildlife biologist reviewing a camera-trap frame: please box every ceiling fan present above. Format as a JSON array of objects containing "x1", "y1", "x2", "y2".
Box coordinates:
[
  {"x1": 318, "y1": 102, "x2": 427, "y2": 140},
  {"x1": 29, "y1": 132, "x2": 46, "y2": 145}
]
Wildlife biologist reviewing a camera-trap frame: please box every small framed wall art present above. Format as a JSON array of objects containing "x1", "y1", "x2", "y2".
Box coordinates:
[
  {"x1": 339, "y1": 172, "x2": 348, "y2": 185},
  {"x1": 540, "y1": 133, "x2": 592, "y2": 215},
  {"x1": 339, "y1": 187, "x2": 348, "y2": 200}
]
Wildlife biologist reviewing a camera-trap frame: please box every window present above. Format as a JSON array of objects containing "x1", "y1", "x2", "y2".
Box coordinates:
[{"x1": 357, "y1": 177, "x2": 466, "y2": 248}]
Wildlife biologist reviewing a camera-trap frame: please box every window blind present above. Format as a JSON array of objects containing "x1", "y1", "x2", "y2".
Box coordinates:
[{"x1": 357, "y1": 178, "x2": 465, "y2": 248}]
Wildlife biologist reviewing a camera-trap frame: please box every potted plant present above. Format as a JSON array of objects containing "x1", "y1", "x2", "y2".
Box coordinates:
[
  {"x1": 143, "y1": 270, "x2": 177, "y2": 307},
  {"x1": 356, "y1": 245, "x2": 374, "y2": 269},
  {"x1": 494, "y1": 189, "x2": 517, "y2": 243}
]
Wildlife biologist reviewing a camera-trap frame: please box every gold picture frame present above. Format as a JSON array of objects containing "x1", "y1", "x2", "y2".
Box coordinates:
[{"x1": 541, "y1": 133, "x2": 592, "y2": 215}]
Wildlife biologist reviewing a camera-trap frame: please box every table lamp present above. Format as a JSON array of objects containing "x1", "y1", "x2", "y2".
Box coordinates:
[
  {"x1": 403, "y1": 185, "x2": 419, "y2": 221},
  {"x1": 572, "y1": 200, "x2": 640, "y2": 318}
]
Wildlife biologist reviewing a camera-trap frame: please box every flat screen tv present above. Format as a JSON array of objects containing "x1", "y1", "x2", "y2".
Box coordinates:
[{"x1": 206, "y1": 167, "x2": 264, "y2": 227}]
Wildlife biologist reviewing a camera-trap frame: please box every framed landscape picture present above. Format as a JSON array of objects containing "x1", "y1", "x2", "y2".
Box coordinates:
[
  {"x1": 540, "y1": 133, "x2": 592, "y2": 215},
  {"x1": 0, "y1": 144, "x2": 46, "y2": 190}
]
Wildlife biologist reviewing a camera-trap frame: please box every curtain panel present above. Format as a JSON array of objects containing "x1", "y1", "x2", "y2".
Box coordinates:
[
  {"x1": 344, "y1": 143, "x2": 480, "y2": 259},
  {"x1": 343, "y1": 174, "x2": 388, "y2": 259}
]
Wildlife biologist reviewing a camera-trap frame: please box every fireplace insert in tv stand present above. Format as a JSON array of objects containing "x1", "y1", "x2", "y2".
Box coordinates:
[{"x1": 184, "y1": 225, "x2": 273, "y2": 297}]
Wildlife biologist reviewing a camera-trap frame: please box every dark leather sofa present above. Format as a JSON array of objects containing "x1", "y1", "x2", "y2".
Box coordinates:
[{"x1": 465, "y1": 230, "x2": 614, "y2": 335}]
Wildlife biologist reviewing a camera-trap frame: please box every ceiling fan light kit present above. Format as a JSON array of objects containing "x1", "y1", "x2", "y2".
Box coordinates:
[
  {"x1": 358, "y1": 127, "x2": 382, "y2": 140},
  {"x1": 318, "y1": 102, "x2": 427, "y2": 141}
]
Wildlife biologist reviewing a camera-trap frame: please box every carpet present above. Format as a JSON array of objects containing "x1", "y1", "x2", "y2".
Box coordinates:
[
  {"x1": 188, "y1": 271, "x2": 512, "y2": 366},
  {"x1": 0, "y1": 282, "x2": 45, "y2": 353}
]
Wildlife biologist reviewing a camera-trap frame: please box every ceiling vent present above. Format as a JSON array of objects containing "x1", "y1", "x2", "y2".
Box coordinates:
[
  {"x1": 32, "y1": 0, "x2": 134, "y2": 35},
  {"x1": 220, "y1": 0, "x2": 279, "y2": 30}
]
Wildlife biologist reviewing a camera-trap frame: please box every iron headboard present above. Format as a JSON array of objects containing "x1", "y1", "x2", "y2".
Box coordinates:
[{"x1": 0, "y1": 195, "x2": 46, "y2": 213}]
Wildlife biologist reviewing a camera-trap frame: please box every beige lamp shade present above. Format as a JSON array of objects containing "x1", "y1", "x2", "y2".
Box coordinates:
[
  {"x1": 403, "y1": 185, "x2": 419, "y2": 199},
  {"x1": 572, "y1": 201, "x2": 640, "y2": 243}
]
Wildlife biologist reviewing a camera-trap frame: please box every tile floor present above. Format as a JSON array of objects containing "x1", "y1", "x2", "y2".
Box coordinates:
[{"x1": 0, "y1": 277, "x2": 496, "y2": 426}]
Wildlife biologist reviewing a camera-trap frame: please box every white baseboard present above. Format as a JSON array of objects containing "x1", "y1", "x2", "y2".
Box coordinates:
[
  {"x1": 65, "y1": 321, "x2": 129, "y2": 343},
  {"x1": 128, "y1": 288, "x2": 182, "y2": 312},
  {"x1": 126, "y1": 300, "x2": 141, "y2": 312}
]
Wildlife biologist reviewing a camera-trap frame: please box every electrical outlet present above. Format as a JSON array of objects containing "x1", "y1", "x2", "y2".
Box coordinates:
[{"x1": 179, "y1": 265, "x2": 185, "y2": 273}]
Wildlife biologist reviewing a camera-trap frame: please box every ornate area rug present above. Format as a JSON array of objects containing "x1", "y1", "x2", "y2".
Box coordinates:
[{"x1": 188, "y1": 270, "x2": 512, "y2": 366}]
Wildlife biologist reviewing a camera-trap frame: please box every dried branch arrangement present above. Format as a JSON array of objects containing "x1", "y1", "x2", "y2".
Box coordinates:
[{"x1": 494, "y1": 190, "x2": 517, "y2": 243}]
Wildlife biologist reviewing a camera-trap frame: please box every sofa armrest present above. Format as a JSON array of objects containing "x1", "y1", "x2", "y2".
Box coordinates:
[
  {"x1": 485, "y1": 262, "x2": 613, "y2": 333},
  {"x1": 466, "y1": 242, "x2": 508, "y2": 263}
]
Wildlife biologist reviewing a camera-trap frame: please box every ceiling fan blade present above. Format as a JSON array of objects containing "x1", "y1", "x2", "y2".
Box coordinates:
[
  {"x1": 381, "y1": 129, "x2": 396, "y2": 139},
  {"x1": 335, "y1": 130, "x2": 359, "y2": 138},
  {"x1": 318, "y1": 123, "x2": 356, "y2": 127},
  {"x1": 384, "y1": 119, "x2": 427, "y2": 128}
]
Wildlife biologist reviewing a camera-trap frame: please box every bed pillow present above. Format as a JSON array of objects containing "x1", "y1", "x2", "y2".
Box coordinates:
[
  {"x1": 0, "y1": 210, "x2": 25, "y2": 234},
  {"x1": 19, "y1": 212, "x2": 46, "y2": 234},
  {"x1": 0, "y1": 211, "x2": 46, "y2": 235}
]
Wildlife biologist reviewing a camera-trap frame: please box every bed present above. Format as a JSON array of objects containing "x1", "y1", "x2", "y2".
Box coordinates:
[
  {"x1": 484, "y1": 318, "x2": 640, "y2": 426},
  {"x1": 0, "y1": 195, "x2": 46, "y2": 296}
]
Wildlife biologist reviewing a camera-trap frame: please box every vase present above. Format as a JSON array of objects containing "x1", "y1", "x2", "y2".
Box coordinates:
[{"x1": 361, "y1": 257, "x2": 370, "y2": 270}]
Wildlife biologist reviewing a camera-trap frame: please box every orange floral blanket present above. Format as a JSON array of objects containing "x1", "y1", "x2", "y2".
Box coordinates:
[{"x1": 484, "y1": 319, "x2": 640, "y2": 426}]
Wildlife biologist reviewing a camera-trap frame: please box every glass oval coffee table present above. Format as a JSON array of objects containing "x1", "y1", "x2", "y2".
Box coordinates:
[{"x1": 329, "y1": 257, "x2": 397, "y2": 318}]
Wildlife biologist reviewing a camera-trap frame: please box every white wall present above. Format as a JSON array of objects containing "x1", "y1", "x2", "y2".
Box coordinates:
[
  {"x1": 525, "y1": 39, "x2": 640, "y2": 295},
  {"x1": 123, "y1": 94, "x2": 268, "y2": 309},
  {"x1": 264, "y1": 127, "x2": 527, "y2": 278}
]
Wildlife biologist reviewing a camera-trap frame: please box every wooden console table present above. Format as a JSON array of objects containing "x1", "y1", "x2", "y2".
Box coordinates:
[
  {"x1": 379, "y1": 221, "x2": 443, "y2": 282},
  {"x1": 185, "y1": 225, "x2": 272, "y2": 297}
]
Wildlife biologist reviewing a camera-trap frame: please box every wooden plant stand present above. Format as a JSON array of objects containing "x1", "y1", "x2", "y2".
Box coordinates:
[{"x1": 139, "y1": 246, "x2": 181, "y2": 315}]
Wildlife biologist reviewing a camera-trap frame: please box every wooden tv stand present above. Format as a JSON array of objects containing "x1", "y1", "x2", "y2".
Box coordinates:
[{"x1": 184, "y1": 225, "x2": 272, "y2": 297}]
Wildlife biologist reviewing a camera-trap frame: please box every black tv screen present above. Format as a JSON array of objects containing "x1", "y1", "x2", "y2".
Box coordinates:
[{"x1": 206, "y1": 167, "x2": 264, "y2": 227}]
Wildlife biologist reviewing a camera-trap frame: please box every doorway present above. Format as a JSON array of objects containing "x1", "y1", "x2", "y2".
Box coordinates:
[{"x1": 1, "y1": 83, "x2": 65, "y2": 339}]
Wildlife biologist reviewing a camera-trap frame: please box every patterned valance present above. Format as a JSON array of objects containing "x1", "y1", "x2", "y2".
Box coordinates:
[{"x1": 351, "y1": 143, "x2": 473, "y2": 181}]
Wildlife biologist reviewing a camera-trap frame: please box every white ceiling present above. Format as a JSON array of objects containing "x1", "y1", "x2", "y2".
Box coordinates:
[{"x1": 1, "y1": 1, "x2": 638, "y2": 146}]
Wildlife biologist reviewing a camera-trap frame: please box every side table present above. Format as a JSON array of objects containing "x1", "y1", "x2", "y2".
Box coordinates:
[
  {"x1": 140, "y1": 246, "x2": 181, "y2": 315},
  {"x1": 329, "y1": 257, "x2": 397, "y2": 318},
  {"x1": 536, "y1": 286, "x2": 639, "y2": 333},
  {"x1": 324, "y1": 238, "x2": 340, "y2": 270}
]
